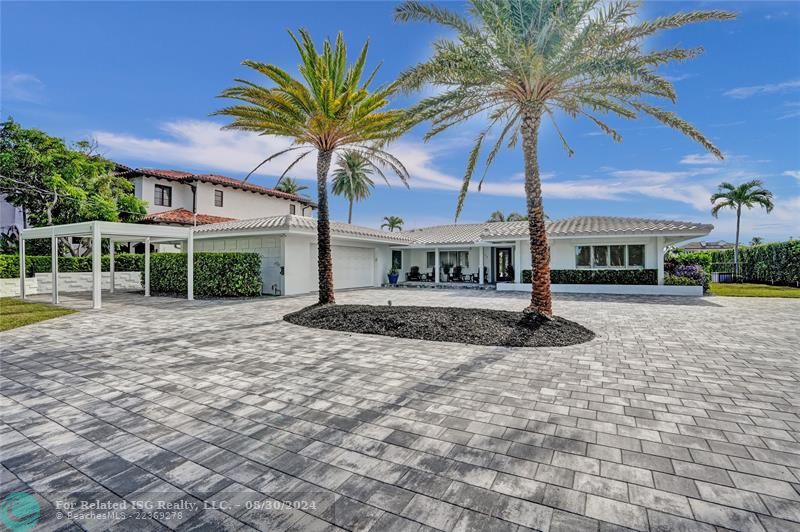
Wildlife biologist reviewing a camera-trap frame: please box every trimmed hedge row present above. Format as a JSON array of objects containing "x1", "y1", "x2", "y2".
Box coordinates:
[
  {"x1": 148, "y1": 252, "x2": 262, "y2": 297},
  {"x1": 521, "y1": 269, "x2": 658, "y2": 285},
  {"x1": 707, "y1": 241, "x2": 800, "y2": 285},
  {"x1": 0, "y1": 253, "x2": 144, "y2": 278}
]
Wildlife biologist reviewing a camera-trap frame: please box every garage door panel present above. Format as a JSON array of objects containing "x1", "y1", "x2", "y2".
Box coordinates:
[{"x1": 311, "y1": 244, "x2": 374, "y2": 289}]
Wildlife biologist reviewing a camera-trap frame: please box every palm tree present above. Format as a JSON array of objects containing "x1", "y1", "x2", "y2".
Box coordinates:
[
  {"x1": 332, "y1": 151, "x2": 375, "y2": 223},
  {"x1": 215, "y1": 30, "x2": 409, "y2": 304},
  {"x1": 750, "y1": 236, "x2": 764, "y2": 246},
  {"x1": 381, "y1": 215, "x2": 404, "y2": 232},
  {"x1": 711, "y1": 180, "x2": 774, "y2": 278},
  {"x1": 396, "y1": 1, "x2": 734, "y2": 317},
  {"x1": 274, "y1": 177, "x2": 308, "y2": 195},
  {"x1": 487, "y1": 210, "x2": 527, "y2": 222}
]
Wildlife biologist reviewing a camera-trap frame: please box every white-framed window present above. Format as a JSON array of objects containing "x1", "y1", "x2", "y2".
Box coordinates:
[
  {"x1": 576, "y1": 244, "x2": 645, "y2": 268},
  {"x1": 426, "y1": 250, "x2": 469, "y2": 268},
  {"x1": 214, "y1": 189, "x2": 224, "y2": 207}
]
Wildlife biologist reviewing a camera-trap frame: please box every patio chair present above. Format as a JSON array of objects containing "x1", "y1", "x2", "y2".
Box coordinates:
[
  {"x1": 451, "y1": 265, "x2": 466, "y2": 282},
  {"x1": 426, "y1": 268, "x2": 435, "y2": 282},
  {"x1": 406, "y1": 266, "x2": 424, "y2": 281}
]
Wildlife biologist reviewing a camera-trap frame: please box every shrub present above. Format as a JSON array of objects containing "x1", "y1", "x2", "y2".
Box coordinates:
[
  {"x1": 148, "y1": 252, "x2": 262, "y2": 297},
  {"x1": 664, "y1": 274, "x2": 700, "y2": 286},
  {"x1": 521, "y1": 269, "x2": 658, "y2": 285},
  {"x1": 665, "y1": 250, "x2": 712, "y2": 272},
  {"x1": 0, "y1": 253, "x2": 145, "y2": 278},
  {"x1": 708, "y1": 241, "x2": 800, "y2": 285}
]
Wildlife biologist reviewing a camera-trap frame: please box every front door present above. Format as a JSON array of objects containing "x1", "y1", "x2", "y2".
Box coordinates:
[{"x1": 495, "y1": 248, "x2": 513, "y2": 282}]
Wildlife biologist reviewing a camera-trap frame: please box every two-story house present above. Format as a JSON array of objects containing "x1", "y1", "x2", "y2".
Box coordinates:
[{"x1": 116, "y1": 165, "x2": 316, "y2": 225}]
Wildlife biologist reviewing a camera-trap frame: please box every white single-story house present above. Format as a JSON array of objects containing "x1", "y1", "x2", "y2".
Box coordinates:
[{"x1": 192, "y1": 215, "x2": 713, "y2": 296}]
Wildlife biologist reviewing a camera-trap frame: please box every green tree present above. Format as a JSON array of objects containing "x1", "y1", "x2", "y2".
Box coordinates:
[
  {"x1": 215, "y1": 30, "x2": 409, "y2": 304},
  {"x1": 331, "y1": 151, "x2": 375, "y2": 224},
  {"x1": 711, "y1": 180, "x2": 774, "y2": 277},
  {"x1": 487, "y1": 210, "x2": 527, "y2": 222},
  {"x1": 396, "y1": 0, "x2": 734, "y2": 317},
  {"x1": 381, "y1": 215, "x2": 404, "y2": 232},
  {"x1": 0, "y1": 118, "x2": 146, "y2": 254},
  {"x1": 274, "y1": 177, "x2": 309, "y2": 195}
]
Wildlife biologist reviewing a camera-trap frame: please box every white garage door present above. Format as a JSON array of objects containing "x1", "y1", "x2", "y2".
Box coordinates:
[
  {"x1": 312, "y1": 245, "x2": 375, "y2": 289},
  {"x1": 333, "y1": 246, "x2": 375, "y2": 288}
]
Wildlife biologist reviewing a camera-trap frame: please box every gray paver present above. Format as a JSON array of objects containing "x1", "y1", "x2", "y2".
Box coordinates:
[{"x1": 2, "y1": 289, "x2": 798, "y2": 531}]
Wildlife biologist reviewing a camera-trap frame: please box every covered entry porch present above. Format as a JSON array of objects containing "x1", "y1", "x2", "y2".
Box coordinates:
[
  {"x1": 391, "y1": 243, "x2": 524, "y2": 286},
  {"x1": 19, "y1": 221, "x2": 194, "y2": 309}
]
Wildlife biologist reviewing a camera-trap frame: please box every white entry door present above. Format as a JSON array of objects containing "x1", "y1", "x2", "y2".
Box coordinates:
[{"x1": 311, "y1": 244, "x2": 375, "y2": 289}]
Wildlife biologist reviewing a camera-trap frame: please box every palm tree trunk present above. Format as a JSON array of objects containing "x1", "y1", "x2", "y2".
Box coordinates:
[
  {"x1": 520, "y1": 110, "x2": 553, "y2": 318},
  {"x1": 316, "y1": 150, "x2": 335, "y2": 305},
  {"x1": 734, "y1": 204, "x2": 741, "y2": 280},
  {"x1": 348, "y1": 199, "x2": 353, "y2": 224}
]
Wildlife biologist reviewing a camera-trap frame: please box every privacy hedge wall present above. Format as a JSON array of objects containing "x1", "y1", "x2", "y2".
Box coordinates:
[
  {"x1": 148, "y1": 252, "x2": 262, "y2": 297},
  {"x1": 0, "y1": 253, "x2": 144, "y2": 278},
  {"x1": 521, "y1": 269, "x2": 658, "y2": 285},
  {"x1": 707, "y1": 241, "x2": 800, "y2": 285}
]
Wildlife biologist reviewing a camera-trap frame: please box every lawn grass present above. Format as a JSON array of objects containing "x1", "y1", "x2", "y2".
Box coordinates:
[
  {"x1": 0, "y1": 297, "x2": 76, "y2": 331},
  {"x1": 710, "y1": 283, "x2": 800, "y2": 298}
]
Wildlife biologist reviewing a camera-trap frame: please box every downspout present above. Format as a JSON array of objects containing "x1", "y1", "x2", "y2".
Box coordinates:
[{"x1": 191, "y1": 183, "x2": 197, "y2": 227}]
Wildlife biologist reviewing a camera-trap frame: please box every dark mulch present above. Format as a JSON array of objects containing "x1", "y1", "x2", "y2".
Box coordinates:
[{"x1": 284, "y1": 304, "x2": 595, "y2": 347}]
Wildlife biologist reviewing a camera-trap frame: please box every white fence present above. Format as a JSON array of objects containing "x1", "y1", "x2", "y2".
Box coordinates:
[{"x1": 0, "y1": 272, "x2": 142, "y2": 297}]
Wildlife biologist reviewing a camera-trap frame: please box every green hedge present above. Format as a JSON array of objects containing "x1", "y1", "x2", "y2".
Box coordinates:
[
  {"x1": 148, "y1": 252, "x2": 262, "y2": 297},
  {"x1": 707, "y1": 241, "x2": 800, "y2": 285},
  {"x1": 666, "y1": 251, "x2": 712, "y2": 272},
  {"x1": 521, "y1": 269, "x2": 658, "y2": 285},
  {"x1": 664, "y1": 274, "x2": 700, "y2": 286},
  {"x1": 0, "y1": 253, "x2": 144, "y2": 278}
]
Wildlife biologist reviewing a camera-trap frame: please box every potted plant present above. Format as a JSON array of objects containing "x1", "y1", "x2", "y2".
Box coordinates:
[{"x1": 387, "y1": 269, "x2": 399, "y2": 285}]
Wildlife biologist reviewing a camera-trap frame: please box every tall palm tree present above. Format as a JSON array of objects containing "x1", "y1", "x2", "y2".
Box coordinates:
[
  {"x1": 331, "y1": 151, "x2": 375, "y2": 223},
  {"x1": 274, "y1": 177, "x2": 308, "y2": 195},
  {"x1": 215, "y1": 30, "x2": 409, "y2": 304},
  {"x1": 396, "y1": 0, "x2": 734, "y2": 317},
  {"x1": 711, "y1": 180, "x2": 774, "y2": 278},
  {"x1": 381, "y1": 215, "x2": 404, "y2": 232}
]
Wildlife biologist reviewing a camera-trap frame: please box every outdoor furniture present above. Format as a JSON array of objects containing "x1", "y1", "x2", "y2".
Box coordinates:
[
  {"x1": 426, "y1": 269, "x2": 435, "y2": 282},
  {"x1": 406, "y1": 266, "x2": 424, "y2": 281},
  {"x1": 451, "y1": 265, "x2": 466, "y2": 282}
]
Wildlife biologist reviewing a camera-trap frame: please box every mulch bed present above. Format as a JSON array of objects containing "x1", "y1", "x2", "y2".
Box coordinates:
[{"x1": 284, "y1": 304, "x2": 595, "y2": 347}]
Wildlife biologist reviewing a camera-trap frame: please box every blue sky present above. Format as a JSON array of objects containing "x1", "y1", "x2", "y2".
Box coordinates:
[{"x1": 3, "y1": 1, "x2": 799, "y2": 242}]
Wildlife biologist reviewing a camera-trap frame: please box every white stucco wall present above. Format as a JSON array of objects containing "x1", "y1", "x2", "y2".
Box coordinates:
[
  {"x1": 135, "y1": 176, "x2": 312, "y2": 219},
  {"x1": 516, "y1": 236, "x2": 659, "y2": 270}
]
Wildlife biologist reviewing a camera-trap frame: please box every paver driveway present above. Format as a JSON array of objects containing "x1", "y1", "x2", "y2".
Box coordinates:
[{"x1": 1, "y1": 289, "x2": 799, "y2": 532}]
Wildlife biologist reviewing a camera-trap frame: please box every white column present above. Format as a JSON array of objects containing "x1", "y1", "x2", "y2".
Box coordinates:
[
  {"x1": 109, "y1": 241, "x2": 115, "y2": 294},
  {"x1": 51, "y1": 235, "x2": 59, "y2": 304},
  {"x1": 144, "y1": 237, "x2": 151, "y2": 297},
  {"x1": 657, "y1": 236, "x2": 665, "y2": 286},
  {"x1": 514, "y1": 243, "x2": 522, "y2": 283},
  {"x1": 186, "y1": 231, "x2": 194, "y2": 301},
  {"x1": 19, "y1": 238, "x2": 26, "y2": 299},
  {"x1": 478, "y1": 247, "x2": 484, "y2": 285},
  {"x1": 434, "y1": 248, "x2": 440, "y2": 283},
  {"x1": 92, "y1": 223, "x2": 101, "y2": 309}
]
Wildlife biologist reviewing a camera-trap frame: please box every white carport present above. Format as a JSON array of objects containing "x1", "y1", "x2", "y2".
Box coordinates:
[{"x1": 19, "y1": 221, "x2": 193, "y2": 309}]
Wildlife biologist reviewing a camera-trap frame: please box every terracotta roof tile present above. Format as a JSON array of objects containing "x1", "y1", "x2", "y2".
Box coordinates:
[{"x1": 142, "y1": 208, "x2": 236, "y2": 226}]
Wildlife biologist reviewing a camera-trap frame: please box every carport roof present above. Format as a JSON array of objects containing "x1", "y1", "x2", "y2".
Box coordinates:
[{"x1": 20, "y1": 221, "x2": 192, "y2": 241}]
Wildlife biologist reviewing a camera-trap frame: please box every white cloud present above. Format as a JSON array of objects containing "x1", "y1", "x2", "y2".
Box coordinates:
[
  {"x1": 1, "y1": 72, "x2": 45, "y2": 103},
  {"x1": 784, "y1": 170, "x2": 800, "y2": 180},
  {"x1": 723, "y1": 79, "x2": 800, "y2": 99},
  {"x1": 680, "y1": 153, "x2": 723, "y2": 165}
]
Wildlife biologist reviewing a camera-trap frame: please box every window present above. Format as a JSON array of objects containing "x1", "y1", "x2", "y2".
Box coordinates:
[
  {"x1": 426, "y1": 250, "x2": 469, "y2": 268},
  {"x1": 593, "y1": 246, "x2": 608, "y2": 267},
  {"x1": 628, "y1": 245, "x2": 644, "y2": 267},
  {"x1": 391, "y1": 250, "x2": 402, "y2": 271},
  {"x1": 576, "y1": 246, "x2": 591, "y2": 267},
  {"x1": 214, "y1": 190, "x2": 224, "y2": 207},
  {"x1": 576, "y1": 244, "x2": 646, "y2": 268},
  {"x1": 289, "y1": 204, "x2": 296, "y2": 215},
  {"x1": 154, "y1": 184, "x2": 172, "y2": 206}
]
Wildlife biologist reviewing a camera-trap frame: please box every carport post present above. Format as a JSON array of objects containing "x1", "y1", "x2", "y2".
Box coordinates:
[
  {"x1": 18, "y1": 238, "x2": 25, "y2": 299},
  {"x1": 187, "y1": 230, "x2": 194, "y2": 301},
  {"x1": 51, "y1": 234, "x2": 59, "y2": 304},
  {"x1": 92, "y1": 222, "x2": 102, "y2": 309},
  {"x1": 109, "y1": 241, "x2": 115, "y2": 294},
  {"x1": 144, "y1": 237, "x2": 151, "y2": 297}
]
